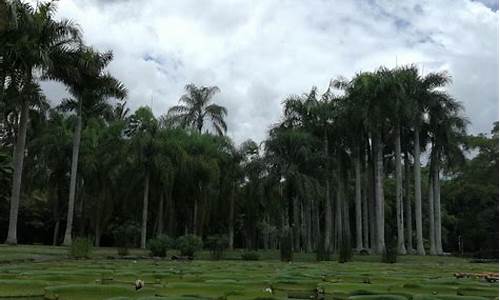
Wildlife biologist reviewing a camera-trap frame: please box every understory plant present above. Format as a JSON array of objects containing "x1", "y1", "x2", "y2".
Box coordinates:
[
  {"x1": 176, "y1": 234, "x2": 203, "y2": 257},
  {"x1": 69, "y1": 237, "x2": 93, "y2": 258},
  {"x1": 280, "y1": 227, "x2": 293, "y2": 262},
  {"x1": 206, "y1": 234, "x2": 229, "y2": 260},
  {"x1": 111, "y1": 221, "x2": 141, "y2": 256},
  {"x1": 147, "y1": 234, "x2": 173, "y2": 257}
]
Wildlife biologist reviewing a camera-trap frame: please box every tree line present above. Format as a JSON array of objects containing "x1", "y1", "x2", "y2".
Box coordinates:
[{"x1": 0, "y1": 1, "x2": 497, "y2": 256}]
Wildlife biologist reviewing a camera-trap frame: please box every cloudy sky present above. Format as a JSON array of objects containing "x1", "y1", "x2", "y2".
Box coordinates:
[{"x1": 42, "y1": 0, "x2": 499, "y2": 144}]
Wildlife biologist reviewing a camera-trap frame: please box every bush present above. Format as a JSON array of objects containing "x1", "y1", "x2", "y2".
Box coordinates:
[
  {"x1": 111, "y1": 221, "x2": 141, "y2": 256},
  {"x1": 280, "y1": 228, "x2": 293, "y2": 262},
  {"x1": 316, "y1": 234, "x2": 330, "y2": 261},
  {"x1": 147, "y1": 234, "x2": 173, "y2": 257},
  {"x1": 472, "y1": 249, "x2": 498, "y2": 259},
  {"x1": 241, "y1": 251, "x2": 260, "y2": 261},
  {"x1": 382, "y1": 216, "x2": 398, "y2": 263},
  {"x1": 337, "y1": 234, "x2": 352, "y2": 263},
  {"x1": 382, "y1": 239, "x2": 398, "y2": 264},
  {"x1": 206, "y1": 234, "x2": 229, "y2": 260},
  {"x1": 69, "y1": 237, "x2": 92, "y2": 258},
  {"x1": 359, "y1": 249, "x2": 370, "y2": 255},
  {"x1": 176, "y1": 234, "x2": 203, "y2": 257}
]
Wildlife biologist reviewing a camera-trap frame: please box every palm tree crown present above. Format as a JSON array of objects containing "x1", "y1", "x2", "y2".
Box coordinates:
[{"x1": 167, "y1": 84, "x2": 227, "y2": 136}]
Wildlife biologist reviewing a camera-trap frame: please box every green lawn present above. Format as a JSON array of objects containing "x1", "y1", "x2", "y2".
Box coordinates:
[{"x1": 0, "y1": 245, "x2": 497, "y2": 300}]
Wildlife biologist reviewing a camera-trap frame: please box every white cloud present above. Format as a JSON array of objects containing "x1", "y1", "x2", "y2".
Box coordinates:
[{"x1": 40, "y1": 0, "x2": 499, "y2": 144}]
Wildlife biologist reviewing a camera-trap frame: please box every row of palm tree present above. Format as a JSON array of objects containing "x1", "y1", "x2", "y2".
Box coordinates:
[
  {"x1": 265, "y1": 65, "x2": 467, "y2": 255},
  {"x1": 0, "y1": 1, "x2": 469, "y2": 255},
  {"x1": 1, "y1": 0, "x2": 126, "y2": 245}
]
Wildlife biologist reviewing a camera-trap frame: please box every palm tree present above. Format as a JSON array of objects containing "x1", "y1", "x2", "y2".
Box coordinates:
[
  {"x1": 426, "y1": 85, "x2": 467, "y2": 255},
  {"x1": 60, "y1": 47, "x2": 127, "y2": 246},
  {"x1": 127, "y1": 107, "x2": 159, "y2": 249},
  {"x1": 2, "y1": 0, "x2": 81, "y2": 244},
  {"x1": 399, "y1": 65, "x2": 427, "y2": 255},
  {"x1": 167, "y1": 84, "x2": 227, "y2": 135},
  {"x1": 344, "y1": 71, "x2": 388, "y2": 254}
]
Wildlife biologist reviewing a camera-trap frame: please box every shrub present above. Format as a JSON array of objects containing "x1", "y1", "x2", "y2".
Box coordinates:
[
  {"x1": 69, "y1": 237, "x2": 92, "y2": 258},
  {"x1": 111, "y1": 221, "x2": 140, "y2": 256},
  {"x1": 382, "y1": 239, "x2": 398, "y2": 264},
  {"x1": 382, "y1": 216, "x2": 398, "y2": 263},
  {"x1": 337, "y1": 234, "x2": 352, "y2": 263},
  {"x1": 206, "y1": 234, "x2": 229, "y2": 260},
  {"x1": 176, "y1": 234, "x2": 203, "y2": 257},
  {"x1": 241, "y1": 251, "x2": 260, "y2": 261},
  {"x1": 472, "y1": 249, "x2": 498, "y2": 259},
  {"x1": 147, "y1": 234, "x2": 173, "y2": 257},
  {"x1": 280, "y1": 228, "x2": 293, "y2": 262},
  {"x1": 316, "y1": 234, "x2": 330, "y2": 261},
  {"x1": 359, "y1": 249, "x2": 370, "y2": 255}
]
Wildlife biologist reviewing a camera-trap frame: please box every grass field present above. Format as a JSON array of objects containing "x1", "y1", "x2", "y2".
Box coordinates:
[{"x1": 0, "y1": 245, "x2": 497, "y2": 300}]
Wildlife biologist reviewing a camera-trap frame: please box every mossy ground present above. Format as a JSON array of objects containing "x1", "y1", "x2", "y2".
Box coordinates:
[{"x1": 0, "y1": 245, "x2": 497, "y2": 299}]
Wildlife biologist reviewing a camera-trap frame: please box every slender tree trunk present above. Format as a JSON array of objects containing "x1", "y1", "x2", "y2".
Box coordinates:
[
  {"x1": 414, "y1": 127, "x2": 425, "y2": 255},
  {"x1": 77, "y1": 179, "x2": 85, "y2": 237},
  {"x1": 305, "y1": 196, "x2": 312, "y2": 252},
  {"x1": 228, "y1": 185, "x2": 235, "y2": 250},
  {"x1": 434, "y1": 161, "x2": 443, "y2": 254},
  {"x1": 395, "y1": 126, "x2": 406, "y2": 254},
  {"x1": 5, "y1": 99, "x2": 29, "y2": 245},
  {"x1": 404, "y1": 152, "x2": 413, "y2": 252},
  {"x1": 368, "y1": 145, "x2": 376, "y2": 252},
  {"x1": 324, "y1": 181, "x2": 332, "y2": 252},
  {"x1": 63, "y1": 109, "x2": 82, "y2": 246},
  {"x1": 95, "y1": 221, "x2": 101, "y2": 247},
  {"x1": 293, "y1": 195, "x2": 300, "y2": 251},
  {"x1": 313, "y1": 195, "x2": 320, "y2": 251},
  {"x1": 52, "y1": 219, "x2": 60, "y2": 246},
  {"x1": 354, "y1": 149, "x2": 363, "y2": 251},
  {"x1": 335, "y1": 174, "x2": 342, "y2": 253},
  {"x1": 342, "y1": 183, "x2": 351, "y2": 249},
  {"x1": 157, "y1": 190, "x2": 164, "y2": 236},
  {"x1": 362, "y1": 162, "x2": 369, "y2": 249},
  {"x1": 428, "y1": 171, "x2": 436, "y2": 255},
  {"x1": 323, "y1": 133, "x2": 332, "y2": 252},
  {"x1": 374, "y1": 131, "x2": 385, "y2": 254},
  {"x1": 140, "y1": 172, "x2": 150, "y2": 249},
  {"x1": 193, "y1": 199, "x2": 198, "y2": 235}
]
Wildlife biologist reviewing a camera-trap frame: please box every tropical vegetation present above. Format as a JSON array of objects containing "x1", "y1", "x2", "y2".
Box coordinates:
[{"x1": 0, "y1": 0, "x2": 497, "y2": 262}]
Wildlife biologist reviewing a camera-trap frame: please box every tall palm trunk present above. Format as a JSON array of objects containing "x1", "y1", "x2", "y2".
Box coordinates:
[
  {"x1": 5, "y1": 98, "x2": 29, "y2": 245},
  {"x1": 374, "y1": 131, "x2": 385, "y2": 254},
  {"x1": 414, "y1": 127, "x2": 425, "y2": 255},
  {"x1": 52, "y1": 219, "x2": 60, "y2": 246},
  {"x1": 157, "y1": 190, "x2": 164, "y2": 236},
  {"x1": 428, "y1": 171, "x2": 436, "y2": 255},
  {"x1": 228, "y1": 184, "x2": 235, "y2": 250},
  {"x1": 395, "y1": 126, "x2": 406, "y2": 254},
  {"x1": 368, "y1": 145, "x2": 376, "y2": 251},
  {"x1": 63, "y1": 108, "x2": 82, "y2": 246},
  {"x1": 305, "y1": 196, "x2": 312, "y2": 252},
  {"x1": 292, "y1": 195, "x2": 300, "y2": 251},
  {"x1": 433, "y1": 161, "x2": 443, "y2": 254},
  {"x1": 354, "y1": 150, "x2": 362, "y2": 251},
  {"x1": 313, "y1": 195, "x2": 320, "y2": 250},
  {"x1": 323, "y1": 132, "x2": 332, "y2": 252},
  {"x1": 140, "y1": 171, "x2": 150, "y2": 249},
  {"x1": 404, "y1": 152, "x2": 413, "y2": 252},
  {"x1": 335, "y1": 169, "x2": 343, "y2": 253},
  {"x1": 362, "y1": 157, "x2": 369, "y2": 249}
]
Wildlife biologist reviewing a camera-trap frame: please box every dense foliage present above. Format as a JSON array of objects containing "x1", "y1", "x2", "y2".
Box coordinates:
[{"x1": 0, "y1": 1, "x2": 497, "y2": 258}]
